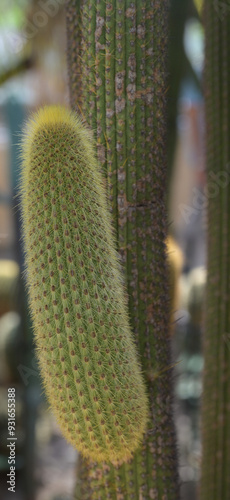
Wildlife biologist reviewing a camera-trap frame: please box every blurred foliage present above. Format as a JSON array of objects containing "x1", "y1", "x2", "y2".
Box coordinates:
[
  {"x1": 166, "y1": 235, "x2": 184, "y2": 329},
  {"x1": 0, "y1": 312, "x2": 21, "y2": 383},
  {"x1": 0, "y1": 260, "x2": 20, "y2": 316},
  {"x1": 0, "y1": 0, "x2": 28, "y2": 29},
  {"x1": 0, "y1": 0, "x2": 32, "y2": 80},
  {"x1": 194, "y1": 0, "x2": 203, "y2": 15},
  {"x1": 167, "y1": 0, "x2": 201, "y2": 190}
]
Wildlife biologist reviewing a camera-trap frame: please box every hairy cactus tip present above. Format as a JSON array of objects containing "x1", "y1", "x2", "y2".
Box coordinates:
[{"x1": 19, "y1": 105, "x2": 149, "y2": 464}]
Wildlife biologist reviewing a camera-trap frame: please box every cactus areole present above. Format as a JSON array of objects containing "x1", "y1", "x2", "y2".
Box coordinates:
[{"x1": 20, "y1": 105, "x2": 148, "y2": 464}]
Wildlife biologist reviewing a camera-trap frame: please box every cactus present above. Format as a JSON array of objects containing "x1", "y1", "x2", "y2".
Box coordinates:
[
  {"x1": 19, "y1": 105, "x2": 148, "y2": 464},
  {"x1": 200, "y1": 3, "x2": 230, "y2": 499},
  {"x1": 66, "y1": 1, "x2": 179, "y2": 498}
]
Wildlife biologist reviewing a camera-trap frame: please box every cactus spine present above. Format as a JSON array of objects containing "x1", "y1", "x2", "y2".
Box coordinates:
[
  {"x1": 200, "y1": 3, "x2": 230, "y2": 499},
  {"x1": 20, "y1": 105, "x2": 148, "y2": 464},
  {"x1": 66, "y1": 1, "x2": 179, "y2": 498}
]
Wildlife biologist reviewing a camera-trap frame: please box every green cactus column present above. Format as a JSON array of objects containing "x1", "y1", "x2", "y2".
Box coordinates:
[
  {"x1": 66, "y1": 1, "x2": 179, "y2": 498},
  {"x1": 200, "y1": 3, "x2": 230, "y2": 500}
]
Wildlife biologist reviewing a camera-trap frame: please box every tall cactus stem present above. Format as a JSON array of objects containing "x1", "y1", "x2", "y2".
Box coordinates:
[
  {"x1": 66, "y1": 0, "x2": 180, "y2": 498},
  {"x1": 66, "y1": 0, "x2": 82, "y2": 112},
  {"x1": 105, "y1": 1, "x2": 117, "y2": 222},
  {"x1": 201, "y1": 2, "x2": 230, "y2": 499}
]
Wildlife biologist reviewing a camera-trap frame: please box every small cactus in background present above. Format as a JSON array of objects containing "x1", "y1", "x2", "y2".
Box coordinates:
[
  {"x1": 166, "y1": 236, "x2": 184, "y2": 331},
  {"x1": 200, "y1": 2, "x2": 230, "y2": 499},
  {"x1": 66, "y1": 0, "x2": 180, "y2": 498},
  {"x1": 19, "y1": 105, "x2": 148, "y2": 464},
  {"x1": 187, "y1": 267, "x2": 206, "y2": 326}
]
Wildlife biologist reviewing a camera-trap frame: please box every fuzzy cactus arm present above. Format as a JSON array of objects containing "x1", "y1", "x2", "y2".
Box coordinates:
[
  {"x1": 66, "y1": 1, "x2": 179, "y2": 499},
  {"x1": 19, "y1": 105, "x2": 148, "y2": 465}
]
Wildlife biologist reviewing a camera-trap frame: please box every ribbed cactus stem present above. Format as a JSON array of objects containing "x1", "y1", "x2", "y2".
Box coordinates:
[
  {"x1": 66, "y1": 1, "x2": 82, "y2": 112},
  {"x1": 201, "y1": 3, "x2": 230, "y2": 499},
  {"x1": 66, "y1": 0, "x2": 179, "y2": 498},
  {"x1": 19, "y1": 105, "x2": 148, "y2": 465}
]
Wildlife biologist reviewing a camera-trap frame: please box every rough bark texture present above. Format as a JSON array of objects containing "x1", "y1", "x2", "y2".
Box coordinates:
[
  {"x1": 66, "y1": 0, "x2": 179, "y2": 498},
  {"x1": 200, "y1": 3, "x2": 230, "y2": 499}
]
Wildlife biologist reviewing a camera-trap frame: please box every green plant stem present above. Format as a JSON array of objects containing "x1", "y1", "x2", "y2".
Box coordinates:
[
  {"x1": 200, "y1": 3, "x2": 230, "y2": 500},
  {"x1": 66, "y1": 0, "x2": 179, "y2": 498}
]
